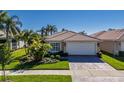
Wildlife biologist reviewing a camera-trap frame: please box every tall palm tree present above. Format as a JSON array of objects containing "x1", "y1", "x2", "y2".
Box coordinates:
[
  {"x1": 38, "y1": 25, "x2": 57, "y2": 37},
  {"x1": 0, "y1": 11, "x2": 8, "y2": 30},
  {"x1": 4, "y1": 15, "x2": 22, "y2": 48},
  {"x1": 46, "y1": 24, "x2": 57, "y2": 35},
  {"x1": 0, "y1": 11, "x2": 22, "y2": 48},
  {"x1": 0, "y1": 11, "x2": 22, "y2": 81},
  {"x1": 38, "y1": 27, "x2": 46, "y2": 37}
]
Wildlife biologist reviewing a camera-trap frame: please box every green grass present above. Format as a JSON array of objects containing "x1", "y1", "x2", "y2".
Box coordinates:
[
  {"x1": 11, "y1": 48, "x2": 26, "y2": 59},
  {"x1": 0, "y1": 75, "x2": 72, "y2": 82},
  {"x1": 101, "y1": 54, "x2": 124, "y2": 70},
  {"x1": 0, "y1": 48, "x2": 69, "y2": 70}
]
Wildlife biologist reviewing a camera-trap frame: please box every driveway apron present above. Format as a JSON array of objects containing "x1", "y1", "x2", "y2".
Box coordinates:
[{"x1": 69, "y1": 56, "x2": 124, "y2": 82}]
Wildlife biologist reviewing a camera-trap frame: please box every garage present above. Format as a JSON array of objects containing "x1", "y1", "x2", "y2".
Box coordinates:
[{"x1": 66, "y1": 42, "x2": 97, "y2": 55}]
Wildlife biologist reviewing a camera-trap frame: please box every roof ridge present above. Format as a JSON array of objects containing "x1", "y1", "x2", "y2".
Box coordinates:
[
  {"x1": 47, "y1": 31, "x2": 68, "y2": 39},
  {"x1": 77, "y1": 33, "x2": 101, "y2": 40},
  {"x1": 63, "y1": 33, "x2": 100, "y2": 41}
]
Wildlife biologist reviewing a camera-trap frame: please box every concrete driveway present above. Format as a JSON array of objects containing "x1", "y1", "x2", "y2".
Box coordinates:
[
  {"x1": 68, "y1": 56, "x2": 103, "y2": 63},
  {"x1": 69, "y1": 56, "x2": 124, "y2": 82}
]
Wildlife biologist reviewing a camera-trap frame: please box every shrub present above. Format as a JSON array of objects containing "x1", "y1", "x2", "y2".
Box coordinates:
[
  {"x1": 62, "y1": 52, "x2": 68, "y2": 57},
  {"x1": 50, "y1": 55, "x2": 55, "y2": 59},
  {"x1": 28, "y1": 41, "x2": 52, "y2": 61},
  {"x1": 119, "y1": 51, "x2": 124, "y2": 56},
  {"x1": 49, "y1": 51, "x2": 68, "y2": 57},
  {"x1": 97, "y1": 51, "x2": 102, "y2": 58},
  {"x1": 40, "y1": 58, "x2": 58, "y2": 64},
  {"x1": 55, "y1": 55, "x2": 61, "y2": 60},
  {"x1": 19, "y1": 56, "x2": 31, "y2": 64}
]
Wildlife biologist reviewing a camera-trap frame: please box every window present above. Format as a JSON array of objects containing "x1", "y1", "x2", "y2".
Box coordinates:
[
  {"x1": 50, "y1": 42, "x2": 60, "y2": 52},
  {"x1": 12, "y1": 41, "x2": 17, "y2": 49}
]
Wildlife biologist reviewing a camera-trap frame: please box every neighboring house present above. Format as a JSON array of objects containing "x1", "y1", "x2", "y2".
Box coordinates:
[
  {"x1": 0, "y1": 30, "x2": 24, "y2": 50},
  {"x1": 91, "y1": 29, "x2": 124, "y2": 55},
  {"x1": 46, "y1": 31, "x2": 100, "y2": 55}
]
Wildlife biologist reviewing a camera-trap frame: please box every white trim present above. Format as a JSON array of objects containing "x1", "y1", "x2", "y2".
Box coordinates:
[{"x1": 49, "y1": 41, "x2": 61, "y2": 52}]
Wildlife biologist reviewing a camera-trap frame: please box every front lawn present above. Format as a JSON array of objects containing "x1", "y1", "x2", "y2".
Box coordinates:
[
  {"x1": 0, "y1": 75, "x2": 72, "y2": 82},
  {"x1": 101, "y1": 54, "x2": 124, "y2": 70},
  {"x1": 0, "y1": 48, "x2": 69, "y2": 70},
  {"x1": 0, "y1": 60, "x2": 69, "y2": 70}
]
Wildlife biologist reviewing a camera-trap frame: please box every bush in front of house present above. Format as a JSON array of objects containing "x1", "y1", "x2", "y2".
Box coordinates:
[
  {"x1": 119, "y1": 51, "x2": 124, "y2": 56},
  {"x1": 40, "y1": 57, "x2": 58, "y2": 64},
  {"x1": 55, "y1": 55, "x2": 61, "y2": 60},
  {"x1": 19, "y1": 55, "x2": 32, "y2": 64},
  {"x1": 50, "y1": 55, "x2": 55, "y2": 59},
  {"x1": 28, "y1": 41, "x2": 52, "y2": 61},
  {"x1": 57, "y1": 51, "x2": 68, "y2": 57},
  {"x1": 49, "y1": 51, "x2": 68, "y2": 57},
  {"x1": 97, "y1": 51, "x2": 102, "y2": 58}
]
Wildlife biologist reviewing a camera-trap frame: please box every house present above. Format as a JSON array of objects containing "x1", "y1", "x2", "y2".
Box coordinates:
[
  {"x1": 91, "y1": 29, "x2": 124, "y2": 55},
  {"x1": 46, "y1": 31, "x2": 100, "y2": 55},
  {"x1": 0, "y1": 30, "x2": 24, "y2": 50}
]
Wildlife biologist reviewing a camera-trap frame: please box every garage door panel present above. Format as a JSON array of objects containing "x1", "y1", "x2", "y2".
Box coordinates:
[{"x1": 66, "y1": 42, "x2": 96, "y2": 55}]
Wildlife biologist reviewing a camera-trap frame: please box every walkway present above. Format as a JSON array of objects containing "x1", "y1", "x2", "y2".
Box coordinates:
[{"x1": 0, "y1": 70, "x2": 72, "y2": 75}]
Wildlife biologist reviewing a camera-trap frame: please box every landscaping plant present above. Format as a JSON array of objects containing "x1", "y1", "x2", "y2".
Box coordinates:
[
  {"x1": 0, "y1": 43, "x2": 11, "y2": 81},
  {"x1": 28, "y1": 35, "x2": 52, "y2": 62}
]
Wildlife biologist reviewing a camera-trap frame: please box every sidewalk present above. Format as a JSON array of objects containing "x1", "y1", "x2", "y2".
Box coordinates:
[{"x1": 0, "y1": 70, "x2": 72, "y2": 75}]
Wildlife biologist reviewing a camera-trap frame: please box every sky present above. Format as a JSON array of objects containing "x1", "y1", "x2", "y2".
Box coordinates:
[{"x1": 8, "y1": 10, "x2": 124, "y2": 35}]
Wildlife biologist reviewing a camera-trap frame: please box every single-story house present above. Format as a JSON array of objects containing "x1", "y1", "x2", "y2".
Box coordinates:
[
  {"x1": 0, "y1": 30, "x2": 24, "y2": 50},
  {"x1": 46, "y1": 31, "x2": 100, "y2": 55},
  {"x1": 91, "y1": 29, "x2": 124, "y2": 55}
]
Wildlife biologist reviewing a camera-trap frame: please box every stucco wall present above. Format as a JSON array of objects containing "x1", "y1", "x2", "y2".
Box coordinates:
[
  {"x1": 99, "y1": 41, "x2": 115, "y2": 54},
  {"x1": 121, "y1": 42, "x2": 124, "y2": 51}
]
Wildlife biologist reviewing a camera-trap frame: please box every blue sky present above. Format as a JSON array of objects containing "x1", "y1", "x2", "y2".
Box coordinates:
[{"x1": 8, "y1": 10, "x2": 124, "y2": 34}]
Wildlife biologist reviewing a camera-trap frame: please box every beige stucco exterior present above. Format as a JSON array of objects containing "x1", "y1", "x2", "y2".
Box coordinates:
[{"x1": 99, "y1": 41, "x2": 121, "y2": 55}]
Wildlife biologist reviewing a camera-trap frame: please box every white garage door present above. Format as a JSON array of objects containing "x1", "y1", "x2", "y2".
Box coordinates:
[{"x1": 66, "y1": 42, "x2": 96, "y2": 55}]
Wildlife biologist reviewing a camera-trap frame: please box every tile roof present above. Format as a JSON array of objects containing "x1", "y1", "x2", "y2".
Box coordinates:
[
  {"x1": 90, "y1": 29, "x2": 124, "y2": 41},
  {"x1": 46, "y1": 31, "x2": 76, "y2": 41},
  {"x1": 46, "y1": 31, "x2": 99, "y2": 42},
  {"x1": 65, "y1": 33, "x2": 99, "y2": 42}
]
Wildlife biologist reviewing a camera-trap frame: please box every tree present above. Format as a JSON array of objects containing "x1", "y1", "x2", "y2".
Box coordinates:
[
  {"x1": 79, "y1": 30, "x2": 87, "y2": 35},
  {"x1": 28, "y1": 36, "x2": 52, "y2": 61},
  {"x1": 37, "y1": 27, "x2": 46, "y2": 37},
  {"x1": 38, "y1": 25, "x2": 58, "y2": 36},
  {"x1": 0, "y1": 11, "x2": 22, "y2": 49},
  {"x1": 0, "y1": 11, "x2": 8, "y2": 30},
  {"x1": 108, "y1": 28, "x2": 115, "y2": 31},
  {"x1": 61, "y1": 28, "x2": 68, "y2": 32},
  {"x1": 0, "y1": 43, "x2": 11, "y2": 81},
  {"x1": 21, "y1": 29, "x2": 33, "y2": 54},
  {"x1": 46, "y1": 24, "x2": 57, "y2": 35}
]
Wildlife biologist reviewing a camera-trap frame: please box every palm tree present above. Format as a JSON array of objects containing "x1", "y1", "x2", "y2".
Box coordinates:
[
  {"x1": 5, "y1": 15, "x2": 22, "y2": 48},
  {"x1": 46, "y1": 24, "x2": 57, "y2": 35},
  {"x1": 38, "y1": 27, "x2": 46, "y2": 37},
  {"x1": 21, "y1": 29, "x2": 33, "y2": 54},
  {"x1": 0, "y1": 11, "x2": 22, "y2": 49},
  {"x1": 38, "y1": 25, "x2": 57, "y2": 37},
  {"x1": 0, "y1": 11, "x2": 22, "y2": 81}
]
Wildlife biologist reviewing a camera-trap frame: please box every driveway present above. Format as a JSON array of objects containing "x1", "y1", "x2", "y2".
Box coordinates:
[{"x1": 69, "y1": 56, "x2": 124, "y2": 82}]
